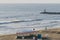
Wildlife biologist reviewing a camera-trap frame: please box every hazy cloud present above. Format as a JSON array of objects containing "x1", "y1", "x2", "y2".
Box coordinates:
[{"x1": 0, "y1": 0, "x2": 60, "y2": 3}]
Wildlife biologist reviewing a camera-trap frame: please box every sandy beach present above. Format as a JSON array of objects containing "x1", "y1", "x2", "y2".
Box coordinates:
[
  {"x1": 39, "y1": 28, "x2": 60, "y2": 40},
  {"x1": 0, "y1": 28, "x2": 60, "y2": 40},
  {"x1": 0, "y1": 34, "x2": 16, "y2": 40}
]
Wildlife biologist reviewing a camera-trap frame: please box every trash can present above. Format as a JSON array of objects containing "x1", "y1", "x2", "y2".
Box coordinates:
[
  {"x1": 37, "y1": 34, "x2": 42, "y2": 40},
  {"x1": 37, "y1": 34, "x2": 42, "y2": 39}
]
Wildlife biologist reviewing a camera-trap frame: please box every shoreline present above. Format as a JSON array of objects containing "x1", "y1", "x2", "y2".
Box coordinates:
[{"x1": 0, "y1": 28, "x2": 60, "y2": 40}]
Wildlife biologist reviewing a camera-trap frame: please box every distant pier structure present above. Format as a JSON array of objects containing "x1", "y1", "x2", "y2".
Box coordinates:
[{"x1": 40, "y1": 9, "x2": 60, "y2": 14}]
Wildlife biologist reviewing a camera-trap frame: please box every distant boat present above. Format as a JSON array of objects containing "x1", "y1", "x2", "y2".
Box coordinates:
[{"x1": 40, "y1": 9, "x2": 60, "y2": 14}]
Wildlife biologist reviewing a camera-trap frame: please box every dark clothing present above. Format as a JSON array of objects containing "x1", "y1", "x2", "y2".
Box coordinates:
[{"x1": 35, "y1": 36, "x2": 37, "y2": 40}]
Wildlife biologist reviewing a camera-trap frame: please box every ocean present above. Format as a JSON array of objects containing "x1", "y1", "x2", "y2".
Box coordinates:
[{"x1": 0, "y1": 4, "x2": 60, "y2": 35}]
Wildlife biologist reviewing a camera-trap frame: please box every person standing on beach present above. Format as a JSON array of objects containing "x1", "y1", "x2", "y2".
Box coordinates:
[{"x1": 35, "y1": 36, "x2": 37, "y2": 40}]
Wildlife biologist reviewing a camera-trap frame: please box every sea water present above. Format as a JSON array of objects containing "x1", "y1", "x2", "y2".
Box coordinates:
[{"x1": 0, "y1": 4, "x2": 60, "y2": 35}]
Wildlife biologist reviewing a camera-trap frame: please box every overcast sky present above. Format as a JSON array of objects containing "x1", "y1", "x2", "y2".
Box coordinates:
[{"x1": 0, "y1": 0, "x2": 60, "y2": 3}]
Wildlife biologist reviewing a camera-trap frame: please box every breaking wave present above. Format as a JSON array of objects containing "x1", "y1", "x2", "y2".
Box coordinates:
[{"x1": 0, "y1": 19, "x2": 43, "y2": 24}]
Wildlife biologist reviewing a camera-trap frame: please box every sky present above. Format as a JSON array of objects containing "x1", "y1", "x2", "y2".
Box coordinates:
[{"x1": 0, "y1": 0, "x2": 60, "y2": 3}]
